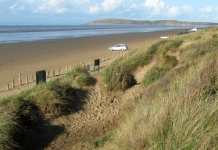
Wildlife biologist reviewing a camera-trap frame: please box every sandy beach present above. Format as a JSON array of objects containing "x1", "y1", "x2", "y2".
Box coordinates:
[{"x1": 0, "y1": 29, "x2": 180, "y2": 96}]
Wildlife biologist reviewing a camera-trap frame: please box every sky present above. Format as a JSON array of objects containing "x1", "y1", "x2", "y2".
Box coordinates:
[{"x1": 0, "y1": 0, "x2": 218, "y2": 25}]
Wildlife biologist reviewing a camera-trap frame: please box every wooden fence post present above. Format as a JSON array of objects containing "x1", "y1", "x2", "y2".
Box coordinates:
[
  {"x1": 19, "y1": 73, "x2": 22, "y2": 86},
  {"x1": 59, "y1": 68, "x2": 61, "y2": 75},
  {"x1": 12, "y1": 79, "x2": 14, "y2": 88},
  {"x1": 26, "y1": 75, "x2": 28, "y2": 84},
  {"x1": 7, "y1": 83, "x2": 9, "y2": 90}
]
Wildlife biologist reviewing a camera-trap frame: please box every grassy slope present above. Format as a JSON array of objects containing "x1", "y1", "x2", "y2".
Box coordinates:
[
  {"x1": 0, "y1": 27, "x2": 218, "y2": 149},
  {"x1": 0, "y1": 67, "x2": 95, "y2": 149},
  {"x1": 100, "y1": 27, "x2": 218, "y2": 149}
]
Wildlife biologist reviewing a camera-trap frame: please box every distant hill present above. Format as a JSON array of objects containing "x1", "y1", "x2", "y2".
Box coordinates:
[{"x1": 85, "y1": 18, "x2": 218, "y2": 26}]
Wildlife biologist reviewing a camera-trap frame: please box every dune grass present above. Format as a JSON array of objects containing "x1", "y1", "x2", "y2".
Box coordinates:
[
  {"x1": 0, "y1": 27, "x2": 218, "y2": 149},
  {"x1": 102, "y1": 52, "x2": 218, "y2": 149},
  {"x1": 101, "y1": 36, "x2": 183, "y2": 91},
  {"x1": 0, "y1": 67, "x2": 95, "y2": 150},
  {"x1": 100, "y1": 27, "x2": 218, "y2": 149}
]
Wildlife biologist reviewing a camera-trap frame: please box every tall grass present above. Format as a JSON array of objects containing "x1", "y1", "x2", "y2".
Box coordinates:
[
  {"x1": 101, "y1": 40, "x2": 172, "y2": 91},
  {"x1": 142, "y1": 38, "x2": 181, "y2": 87},
  {"x1": 0, "y1": 66, "x2": 95, "y2": 150},
  {"x1": 100, "y1": 27, "x2": 218, "y2": 149},
  {"x1": 0, "y1": 107, "x2": 24, "y2": 150},
  {"x1": 102, "y1": 52, "x2": 218, "y2": 150},
  {"x1": 181, "y1": 36, "x2": 218, "y2": 68},
  {"x1": 1, "y1": 27, "x2": 218, "y2": 149}
]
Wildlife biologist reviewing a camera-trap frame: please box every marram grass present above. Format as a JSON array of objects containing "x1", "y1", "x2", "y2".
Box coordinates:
[
  {"x1": 0, "y1": 27, "x2": 218, "y2": 149},
  {"x1": 100, "y1": 27, "x2": 218, "y2": 150},
  {"x1": 101, "y1": 51, "x2": 218, "y2": 150},
  {"x1": 0, "y1": 66, "x2": 95, "y2": 149}
]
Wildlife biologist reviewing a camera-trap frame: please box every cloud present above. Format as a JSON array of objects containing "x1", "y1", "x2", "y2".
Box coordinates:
[
  {"x1": 88, "y1": 0, "x2": 125, "y2": 14},
  {"x1": 168, "y1": 6, "x2": 181, "y2": 17},
  {"x1": 55, "y1": 7, "x2": 68, "y2": 13},
  {"x1": 167, "y1": 5, "x2": 194, "y2": 18},
  {"x1": 200, "y1": 6, "x2": 213, "y2": 13},
  {"x1": 89, "y1": 4, "x2": 101, "y2": 14},
  {"x1": 182, "y1": 5, "x2": 193, "y2": 14},
  {"x1": 144, "y1": 0, "x2": 195, "y2": 19},
  {"x1": 9, "y1": 2, "x2": 25, "y2": 12},
  {"x1": 144, "y1": 0, "x2": 166, "y2": 15},
  {"x1": 102, "y1": 0, "x2": 124, "y2": 12},
  {"x1": 9, "y1": 3, "x2": 18, "y2": 10},
  {"x1": 70, "y1": 0, "x2": 90, "y2": 5},
  {"x1": 34, "y1": 0, "x2": 69, "y2": 13}
]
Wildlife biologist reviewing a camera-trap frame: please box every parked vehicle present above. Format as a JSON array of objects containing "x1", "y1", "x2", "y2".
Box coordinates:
[
  {"x1": 109, "y1": 44, "x2": 128, "y2": 51},
  {"x1": 160, "y1": 35, "x2": 169, "y2": 39},
  {"x1": 190, "y1": 28, "x2": 198, "y2": 32}
]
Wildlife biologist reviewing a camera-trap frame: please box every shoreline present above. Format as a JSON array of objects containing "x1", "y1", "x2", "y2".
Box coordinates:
[
  {"x1": 0, "y1": 29, "x2": 181, "y2": 96},
  {"x1": 0, "y1": 29, "x2": 181, "y2": 45}
]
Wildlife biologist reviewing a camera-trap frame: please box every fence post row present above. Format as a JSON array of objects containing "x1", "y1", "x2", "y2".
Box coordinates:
[{"x1": 5, "y1": 51, "x2": 131, "y2": 90}]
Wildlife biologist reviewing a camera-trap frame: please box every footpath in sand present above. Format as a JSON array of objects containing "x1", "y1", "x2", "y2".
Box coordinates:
[
  {"x1": 0, "y1": 30, "x2": 182, "y2": 149},
  {"x1": 24, "y1": 57, "x2": 156, "y2": 150},
  {"x1": 42, "y1": 43, "x2": 183, "y2": 150}
]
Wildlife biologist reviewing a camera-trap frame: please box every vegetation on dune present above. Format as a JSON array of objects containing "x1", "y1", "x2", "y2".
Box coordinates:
[
  {"x1": 101, "y1": 40, "x2": 167, "y2": 91},
  {"x1": 102, "y1": 53, "x2": 218, "y2": 150},
  {"x1": 0, "y1": 67, "x2": 95, "y2": 150},
  {"x1": 0, "y1": 26, "x2": 218, "y2": 149},
  {"x1": 100, "y1": 27, "x2": 218, "y2": 149}
]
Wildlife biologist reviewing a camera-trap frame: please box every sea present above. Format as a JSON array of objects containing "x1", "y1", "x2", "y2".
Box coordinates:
[{"x1": 0, "y1": 25, "x2": 208, "y2": 44}]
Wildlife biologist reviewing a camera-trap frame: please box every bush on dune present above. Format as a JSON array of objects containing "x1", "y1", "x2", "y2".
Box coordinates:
[
  {"x1": 0, "y1": 107, "x2": 25, "y2": 150},
  {"x1": 1, "y1": 27, "x2": 218, "y2": 150},
  {"x1": 102, "y1": 65, "x2": 136, "y2": 91},
  {"x1": 100, "y1": 27, "x2": 218, "y2": 150},
  {"x1": 101, "y1": 48, "x2": 218, "y2": 150},
  {"x1": 0, "y1": 66, "x2": 95, "y2": 149},
  {"x1": 101, "y1": 41, "x2": 167, "y2": 91}
]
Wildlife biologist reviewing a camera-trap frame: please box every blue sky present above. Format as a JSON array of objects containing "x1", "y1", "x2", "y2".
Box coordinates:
[{"x1": 0, "y1": 0, "x2": 218, "y2": 25}]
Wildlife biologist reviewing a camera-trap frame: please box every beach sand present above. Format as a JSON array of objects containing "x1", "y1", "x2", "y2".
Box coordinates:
[{"x1": 0, "y1": 29, "x2": 180, "y2": 97}]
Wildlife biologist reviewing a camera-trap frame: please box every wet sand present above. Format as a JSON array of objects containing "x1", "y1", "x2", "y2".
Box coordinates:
[{"x1": 0, "y1": 29, "x2": 180, "y2": 96}]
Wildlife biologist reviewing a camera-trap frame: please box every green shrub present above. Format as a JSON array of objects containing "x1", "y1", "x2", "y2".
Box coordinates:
[
  {"x1": 155, "y1": 39, "x2": 183, "y2": 59},
  {"x1": 1, "y1": 95, "x2": 37, "y2": 127},
  {"x1": 148, "y1": 40, "x2": 168, "y2": 53},
  {"x1": 161, "y1": 55, "x2": 178, "y2": 68},
  {"x1": 102, "y1": 66, "x2": 136, "y2": 91},
  {"x1": 172, "y1": 38, "x2": 184, "y2": 48},
  {"x1": 76, "y1": 73, "x2": 95, "y2": 87},
  {"x1": 101, "y1": 45, "x2": 218, "y2": 150},
  {"x1": 93, "y1": 133, "x2": 113, "y2": 148},
  {"x1": 66, "y1": 67, "x2": 95, "y2": 87},
  {"x1": 212, "y1": 34, "x2": 217, "y2": 39},
  {"x1": 111, "y1": 47, "x2": 155, "y2": 71},
  {"x1": 142, "y1": 66, "x2": 170, "y2": 87},
  {"x1": 0, "y1": 107, "x2": 25, "y2": 150}
]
